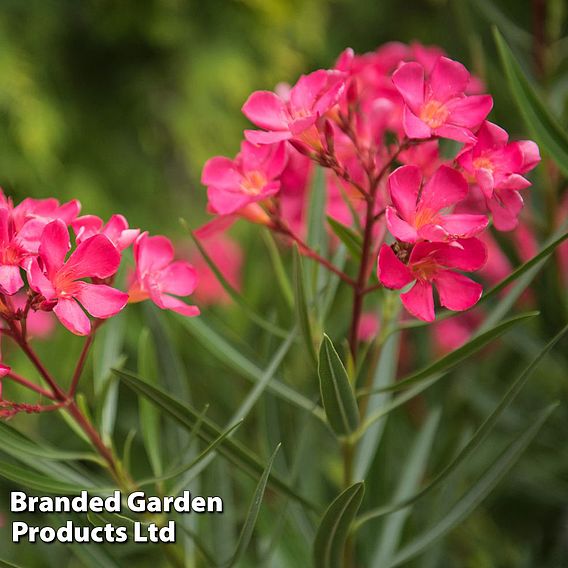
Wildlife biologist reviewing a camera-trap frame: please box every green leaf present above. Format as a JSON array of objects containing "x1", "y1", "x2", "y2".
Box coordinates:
[
  {"x1": 92, "y1": 311, "x2": 126, "y2": 441},
  {"x1": 494, "y1": 28, "x2": 568, "y2": 176},
  {"x1": 262, "y1": 228, "x2": 294, "y2": 307},
  {"x1": 354, "y1": 327, "x2": 400, "y2": 480},
  {"x1": 294, "y1": 245, "x2": 318, "y2": 364},
  {"x1": 355, "y1": 322, "x2": 568, "y2": 527},
  {"x1": 225, "y1": 444, "x2": 281, "y2": 567},
  {"x1": 183, "y1": 219, "x2": 288, "y2": 338},
  {"x1": 115, "y1": 368, "x2": 319, "y2": 512},
  {"x1": 318, "y1": 334, "x2": 360, "y2": 436},
  {"x1": 327, "y1": 217, "x2": 362, "y2": 260},
  {"x1": 0, "y1": 461, "x2": 104, "y2": 494},
  {"x1": 137, "y1": 421, "x2": 243, "y2": 486},
  {"x1": 372, "y1": 408, "x2": 441, "y2": 565},
  {"x1": 307, "y1": 166, "x2": 327, "y2": 251},
  {"x1": 362, "y1": 312, "x2": 537, "y2": 396},
  {"x1": 176, "y1": 315, "x2": 323, "y2": 419},
  {"x1": 386, "y1": 403, "x2": 557, "y2": 567},
  {"x1": 228, "y1": 328, "x2": 296, "y2": 425},
  {"x1": 313, "y1": 482, "x2": 365, "y2": 568},
  {"x1": 88, "y1": 511, "x2": 138, "y2": 539},
  {"x1": 137, "y1": 327, "x2": 162, "y2": 477},
  {"x1": 0, "y1": 559, "x2": 24, "y2": 568},
  {"x1": 0, "y1": 422, "x2": 99, "y2": 463}
]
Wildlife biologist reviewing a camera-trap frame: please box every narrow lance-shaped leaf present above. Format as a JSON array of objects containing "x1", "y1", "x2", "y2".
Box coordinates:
[
  {"x1": 294, "y1": 245, "x2": 318, "y2": 364},
  {"x1": 355, "y1": 322, "x2": 568, "y2": 527},
  {"x1": 176, "y1": 314, "x2": 324, "y2": 419},
  {"x1": 225, "y1": 444, "x2": 281, "y2": 567},
  {"x1": 318, "y1": 335, "x2": 360, "y2": 436},
  {"x1": 115, "y1": 368, "x2": 319, "y2": 512},
  {"x1": 327, "y1": 217, "x2": 362, "y2": 260},
  {"x1": 262, "y1": 228, "x2": 294, "y2": 307},
  {"x1": 386, "y1": 403, "x2": 558, "y2": 567},
  {"x1": 183, "y1": 219, "x2": 288, "y2": 338},
  {"x1": 313, "y1": 482, "x2": 365, "y2": 568},
  {"x1": 137, "y1": 328, "x2": 162, "y2": 477},
  {"x1": 360, "y1": 312, "x2": 537, "y2": 396},
  {"x1": 372, "y1": 408, "x2": 441, "y2": 565},
  {"x1": 494, "y1": 28, "x2": 568, "y2": 176}
]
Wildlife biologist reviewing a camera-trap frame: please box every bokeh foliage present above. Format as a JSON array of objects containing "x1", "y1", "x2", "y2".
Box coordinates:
[{"x1": 0, "y1": 1, "x2": 567, "y2": 567}]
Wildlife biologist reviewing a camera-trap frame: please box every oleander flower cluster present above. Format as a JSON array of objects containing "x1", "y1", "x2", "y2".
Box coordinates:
[
  {"x1": 0, "y1": 192, "x2": 199, "y2": 416},
  {"x1": 201, "y1": 41, "x2": 540, "y2": 323}
]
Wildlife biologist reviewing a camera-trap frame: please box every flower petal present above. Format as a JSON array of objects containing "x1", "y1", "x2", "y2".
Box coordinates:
[
  {"x1": 63, "y1": 234, "x2": 121, "y2": 281},
  {"x1": 392, "y1": 62, "x2": 425, "y2": 113},
  {"x1": 388, "y1": 165, "x2": 421, "y2": 221},
  {"x1": 430, "y1": 57, "x2": 470, "y2": 102},
  {"x1": 377, "y1": 244, "x2": 414, "y2": 289},
  {"x1": 401, "y1": 280, "x2": 435, "y2": 322},
  {"x1": 386, "y1": 207, "x2": 419, "y2": 242},
  {"x1": 402, "y1": 106, "x2": 432, "y2": 139},
  {"x1": 242, "y1": 91, "x2": 288, "y2": 131},
  {"x1": 134, "y1": 233, "x2": 173, "y2": 274},
  {"x1": 446, "y1": 95, "x2": 493, "y2": 129},
  {"x1": 434, "y1": 270, "x2": 482, "y2": 311},
  {"x1": 54, "y1": 297, "x2": 91, "y2": 336},
  {"x1": 0, "y1": 265, "x2": 23, "y2": 295},
  {"x1": 420, "y1": 165, "x2": 468, "y2": 212},
  {"x1": 160, "y1": 261, "x2": 198, "y2": 296},
  {"x1": 201, "y1": 157, "x2": 241, "y2": 189},
  {"x1": 74, "y1": 282, "x2": 128, "y2": 319},
  {"x1": 39, "y1": 220, "x2": 71, "y2": 278},
  {"x1": 439, "y1": 213, "x2": 488, "y2": 238}
]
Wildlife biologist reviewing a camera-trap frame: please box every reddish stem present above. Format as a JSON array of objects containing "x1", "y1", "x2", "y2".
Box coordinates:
[
  {"x1": 69, "y1": 323, "x2": 99, "y2": 397},
  {"x1": 274, "y1": 220, "x2": 357, "y2": 286},
  {"x1": 5, "y1": 371, "x2": 56, "y2": 400}
]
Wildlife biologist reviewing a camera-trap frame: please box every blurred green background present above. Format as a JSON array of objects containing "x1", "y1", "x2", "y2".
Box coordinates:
[{"x1": 0, "y1": 0, "x2": 567, "y2": 567}]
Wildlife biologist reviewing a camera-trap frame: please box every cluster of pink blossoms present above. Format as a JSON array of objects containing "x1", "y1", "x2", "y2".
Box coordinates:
[
  {"x1": 0, "y1": 192, "x2": 199, "y2": 410},
  {"x1": 201, "y1": 42, "x2": 540, "y2": 323}
]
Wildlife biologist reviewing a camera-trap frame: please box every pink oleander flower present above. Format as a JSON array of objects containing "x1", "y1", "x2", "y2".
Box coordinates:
[
  {"x1": 0, "y1": 191, "x2": 81, "y2": 254},
  {"x1": 26, "y1": 220, "x2": 128, "y2": 335},
  {"x1": 202, "y1": 141, "x2": 287, "y2": 216},
  {"x1": 72, "y1": 214, "x2": 140, "y2": 251},
  {"x1": 377, "y1": 238, "x2": 487, "y2": 321},
  {"x1": 128, "y1": 233, "x2": 199, "y2": 317},
  {"x1": 457, "y1": 121, "x2": 540, "y2": 231},
  {"x1": 0, "y1": 208, "x2": 36, "y2": 295},
  {"x1": 187, "y1": 234, "x2": 243, "y2": 306},
  {"x1": 242, "y1": 70, "x2": 345, "y2": 146},
  {"x1": 385, "y1": 165, "x2": 487, "y2": 243},
  {"x1": 392, "y1": 56, "x2": 493, "y2": 143}
]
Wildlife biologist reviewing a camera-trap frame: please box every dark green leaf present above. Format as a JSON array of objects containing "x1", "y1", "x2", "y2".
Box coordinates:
[
  {"x1": 138, "y1": 327, "x2": 162, "y2": 477},
  {"x1": 313, "y1": 482, "x2": 365, "y2": 568},
  {"x1": 494, "y1": 28, "x2": 568, "y2": 176},
  {"x1": 386, "y1": 403, "x2": 557, "y2": 567},
  {"x1": 115, "y1": 368, "x2": 319, "y2": 512},
  {"x1": 183, "y1": 219, "x2": 288, "y2": 338},
  {"x1": 361, "y1": 312, "x2": 537, "y2": 396},
  {"x1": 318, "y1": 335, "x2": 360, "y2": 436},
  {"x1": 356, "y1": 323, "x2": 568, "y2": 527},
  {"x1": 294, "y1": 245, "x2": 318, "y2": 364},
  {"x1": 225, "y1": 444, "x2": 281, "y2": 567},
  {"x1": 327, "y1": 217, "x2": 362, "y2": 260}
]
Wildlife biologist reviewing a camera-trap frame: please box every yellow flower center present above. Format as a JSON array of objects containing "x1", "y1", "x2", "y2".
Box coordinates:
[
  {"x1": 472, "y1": 156, "x2": 494, "y2": 171},
  {"x1": 411, "y1": 256, "x2": 438, "y2": 281},
  {"x1": 240, "y1": 171, "x2": 267, "y2": 195},
  {"x1": 419, "y1": 100, "x2": 449, "y2": 129},
  {"x1": 413, "y1": 208, "x2": 437, "y2": 229}
]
